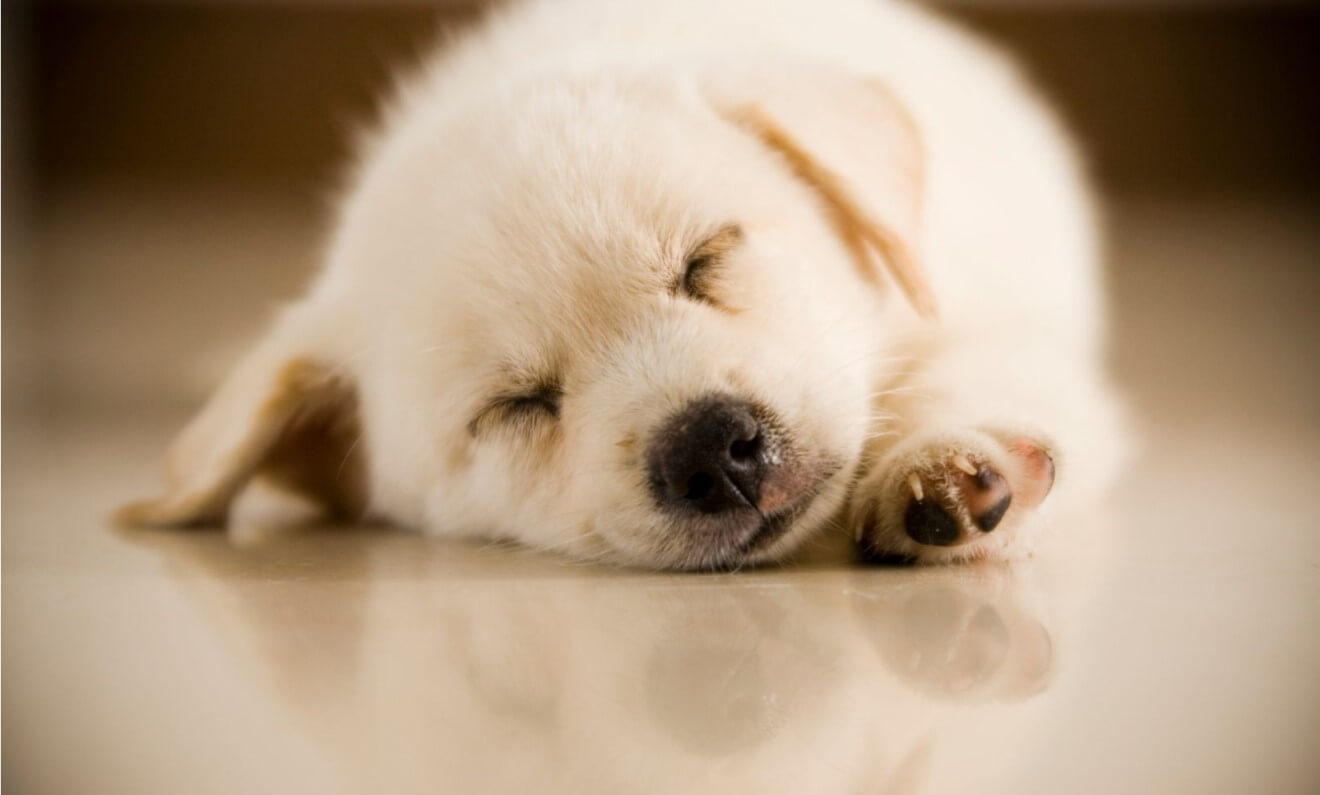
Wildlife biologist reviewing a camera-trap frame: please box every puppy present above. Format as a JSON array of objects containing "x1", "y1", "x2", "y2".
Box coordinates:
[{"x1": 120, "y1": 0, "x2": 1124, "y2": 569}]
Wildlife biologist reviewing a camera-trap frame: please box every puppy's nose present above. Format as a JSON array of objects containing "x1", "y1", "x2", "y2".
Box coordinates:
[{"x1": 649, "y1": 397, "x2": 770, "y2": 515}]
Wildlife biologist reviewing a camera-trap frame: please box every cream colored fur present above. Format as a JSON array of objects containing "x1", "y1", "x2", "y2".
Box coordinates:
[{"x1": 121, "y1": 0, "x2": 1123, "y2": 569}]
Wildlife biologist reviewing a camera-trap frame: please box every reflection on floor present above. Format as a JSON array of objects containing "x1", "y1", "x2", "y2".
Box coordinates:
[{"x1": 4, "y1": 198, "x2": 1319, "y2": 794}]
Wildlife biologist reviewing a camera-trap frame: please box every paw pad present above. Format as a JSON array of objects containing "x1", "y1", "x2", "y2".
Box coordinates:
[
  {"x1": 856, "y1": 432, "x2": 1056, "y2": 561},
  {"x1": 903, "y1": 456, "x2": 1015, "y2": 547}
]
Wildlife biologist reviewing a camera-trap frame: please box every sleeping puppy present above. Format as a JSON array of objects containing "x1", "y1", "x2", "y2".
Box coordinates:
[{"x1": 119, "y1": 0, "x2": 1124, "y2": 569}]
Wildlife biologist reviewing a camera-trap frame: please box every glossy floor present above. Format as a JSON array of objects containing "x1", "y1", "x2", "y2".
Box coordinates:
[{"x1": 5, "y1": 199, "x2": 1319, "y2": 794}]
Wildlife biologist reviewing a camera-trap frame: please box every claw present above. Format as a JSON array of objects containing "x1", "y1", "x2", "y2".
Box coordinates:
[
  {"x1": 952, "y1": 454, "x2": 977, "y2": 476},
  {"x1": 907, "y1": 473, "x2": 924, "y2": 502}
]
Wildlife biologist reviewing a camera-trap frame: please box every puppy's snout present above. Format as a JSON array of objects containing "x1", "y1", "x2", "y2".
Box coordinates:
[{"x1": 648, "y1": 397, "x2": 770, "y2": 515}]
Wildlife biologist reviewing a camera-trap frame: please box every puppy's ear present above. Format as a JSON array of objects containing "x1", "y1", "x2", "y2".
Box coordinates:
[
  {"x1": 116, "y1": 303, "x2": 367, "y2": 528},
  {"x1": 702, "y1": 62, "x2": 936, "y2": 317}
]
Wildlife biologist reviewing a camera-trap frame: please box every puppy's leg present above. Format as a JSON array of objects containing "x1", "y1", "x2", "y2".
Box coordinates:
[{"x1": 848, "y1": 328, "x2": 1124, "y2": 564}]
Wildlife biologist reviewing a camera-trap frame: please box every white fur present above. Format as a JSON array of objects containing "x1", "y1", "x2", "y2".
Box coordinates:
[{"x1": 127, "y1": 0, "x2": 1124, "y2": 569}]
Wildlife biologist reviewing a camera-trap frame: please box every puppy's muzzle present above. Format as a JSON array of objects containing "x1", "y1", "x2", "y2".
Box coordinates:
[
  {"x1": 648, "y1": 396, "x2": 771, "y2": 516},
  {"x1": 645, "y1": 395, "x2": 839, "y2": 565}
]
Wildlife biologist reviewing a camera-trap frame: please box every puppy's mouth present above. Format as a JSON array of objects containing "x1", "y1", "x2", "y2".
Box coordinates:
[
  {"x1": 706, "y1": 458, "x2": 845, "y2": 568},
  {"x1": 650, "y1": 458, "x2": 845, "y2": 572},
  {"x1": 735, "y1": 486, "x2": 824, "y2": 558}
]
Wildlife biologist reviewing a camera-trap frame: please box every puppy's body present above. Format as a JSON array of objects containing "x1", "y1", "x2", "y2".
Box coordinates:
[{"x1": 124, "y1": 0, "x2": 1123, "y2": 568}]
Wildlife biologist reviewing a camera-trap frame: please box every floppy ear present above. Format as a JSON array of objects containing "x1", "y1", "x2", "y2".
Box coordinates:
[
  {"x1": 701, "y1": 61, "x2": 937, "y2": 318},
  {"x1": 116, "y1": 303, "x2": 367, "y2": 528}
]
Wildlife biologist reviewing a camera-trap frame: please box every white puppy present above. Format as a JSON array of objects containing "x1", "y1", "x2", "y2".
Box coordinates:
[{"x1": 120, "y1": 0, "x2": 1124, "y2": 569}]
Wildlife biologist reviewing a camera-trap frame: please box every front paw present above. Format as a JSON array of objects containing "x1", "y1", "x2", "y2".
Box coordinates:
[{"x1": 850, "y1": 429, "x2": 1055, "y2": 564}]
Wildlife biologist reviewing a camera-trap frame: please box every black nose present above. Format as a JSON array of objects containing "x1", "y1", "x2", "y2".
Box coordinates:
[{"x1": 649, "y1": 396, "x2": 770, "y2": 515}]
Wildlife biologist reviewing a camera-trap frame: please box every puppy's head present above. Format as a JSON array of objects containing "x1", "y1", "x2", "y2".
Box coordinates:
[{"x1": 120, "y1": 61, "x2": 933, "y2": 570}]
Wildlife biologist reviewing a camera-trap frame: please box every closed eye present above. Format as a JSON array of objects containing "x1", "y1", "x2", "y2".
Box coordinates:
[
  {"x1": 681, "y1": 254, "x2": 717, "y2": 302},
  {"x1": 468, "y1": 382, "x2": 563, "y2": 437},
  {"x1": 677, "y1": 223, "x2": 743, "y2": 306}
]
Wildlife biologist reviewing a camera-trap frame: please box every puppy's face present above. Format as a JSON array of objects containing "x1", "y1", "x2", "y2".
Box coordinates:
[
  {"x1": 364, "y1": 74, "x2": 917, "y2": 569},
  {"x1": 122, "y1": 64, "x2": 930, "y2": 570}
]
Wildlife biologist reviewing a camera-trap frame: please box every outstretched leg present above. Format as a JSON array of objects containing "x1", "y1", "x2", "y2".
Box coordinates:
[{"x1": 848, "y1": 328, "x2": 1123, "y2": 564}]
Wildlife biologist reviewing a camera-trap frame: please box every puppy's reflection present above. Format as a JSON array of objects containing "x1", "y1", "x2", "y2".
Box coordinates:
[
  {"x1": 119, "y1": 524, "x2": 375, "y2": 722},
  {"x1": 641, "y1": 591, "x2": 812, "y2": 757},
  {"x1": 849, "y1": 568, "x2": 1054, "y2": 702},
  {"x1": 123, "y1": 525, "x2": 1062, "y2": 794}
]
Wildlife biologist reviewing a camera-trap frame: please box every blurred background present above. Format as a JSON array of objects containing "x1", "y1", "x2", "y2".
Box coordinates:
[{"x1": 3, "y1": 0, "x2": 1318, "y2": 415}]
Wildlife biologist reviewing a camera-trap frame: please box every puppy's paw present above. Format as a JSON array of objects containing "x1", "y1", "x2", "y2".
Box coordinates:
[{"x1": 851, "y1": 429, "x2": 1055, "y2": 564}]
